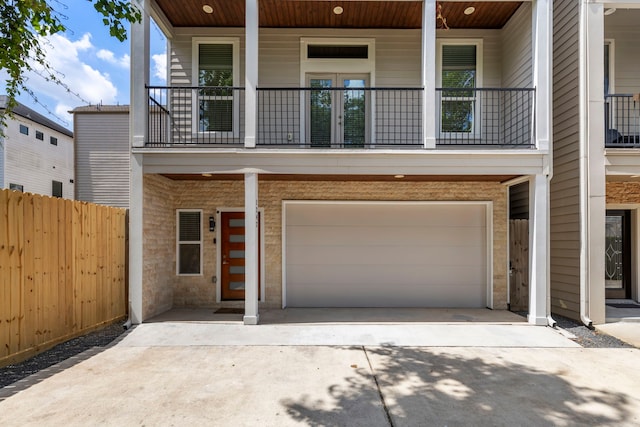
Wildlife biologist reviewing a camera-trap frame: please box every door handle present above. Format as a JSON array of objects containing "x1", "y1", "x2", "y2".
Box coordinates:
[{"x1": 222, "y1": 255, "x2": 229, "y2": 265}]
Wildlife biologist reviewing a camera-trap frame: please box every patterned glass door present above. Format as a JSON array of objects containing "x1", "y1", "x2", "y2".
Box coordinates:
[{"x1": 605, "y1": 210, "x2": 631, "y2": 299}]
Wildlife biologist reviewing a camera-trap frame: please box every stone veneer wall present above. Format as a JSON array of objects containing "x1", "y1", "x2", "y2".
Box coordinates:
[
  {"x1": 607, "y1": 182, "x2": 640, "y2": 204},
  {"x1": 144, "y1": 177, "x2": 509, "y2": 314},
  {"x1": 143, "y1": 174, "x2": 177, "y2": 319}
]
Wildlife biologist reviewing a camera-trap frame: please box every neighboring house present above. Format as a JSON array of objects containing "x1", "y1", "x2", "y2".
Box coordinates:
[
  {"x1": 128, "y1": 0, "x2": 553, "y2": 325},
  {"x1": 0, "y1": 96, "x2": 74, "y2": 199},
  {"x1": 551, "y1": 1, "x2": 640, "y2": 326},
  {"x1": 72, "y1": 105, "x2": 130, "y2": 208}
]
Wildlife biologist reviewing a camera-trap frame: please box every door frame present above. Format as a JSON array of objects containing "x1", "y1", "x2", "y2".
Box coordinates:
[
  {"x1": 281, "y1": 200, "x2": 494, "y2": 309},
  {"x1": 305, "y1": 73, "x2": 371, "y2": 147},
  {"x1": 215, "y1": 207, "x2": 265, "y2": 302},
  {"x1": 606, "y1": 205, "x2": 639, "y2": 301}
]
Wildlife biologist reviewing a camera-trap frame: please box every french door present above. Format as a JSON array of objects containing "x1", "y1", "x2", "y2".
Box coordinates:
[
  {"x1": 307, "y1": 73, "x2": 369, "y2": 147},
  {"x1": 605, "y1": 210, "x2": 631, "y2": 299}
]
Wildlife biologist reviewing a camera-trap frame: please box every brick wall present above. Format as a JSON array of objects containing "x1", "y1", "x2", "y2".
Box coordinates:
[{"x1": 143, "y1": 176, "x2": 509, "y2": 314}]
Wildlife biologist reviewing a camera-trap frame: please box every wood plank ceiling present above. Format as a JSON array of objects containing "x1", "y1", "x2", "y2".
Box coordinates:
[{"x1": 154, "y1": 1, "x2": 523, "y2": 29}]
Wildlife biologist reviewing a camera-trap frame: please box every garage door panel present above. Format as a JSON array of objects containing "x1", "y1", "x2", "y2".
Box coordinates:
[
  {"x1": 285, "y1": 202, "x2": 489, "y2": 308},
  {"x1": 286, "y1": 244, "x2": 485, "y2": 267},
  {"x1": 286, "y1": 225, "x2": 486, "y2": 247}
]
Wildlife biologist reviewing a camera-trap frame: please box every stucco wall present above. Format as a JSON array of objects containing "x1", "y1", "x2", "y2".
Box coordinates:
[{"x1": 142, "y1": 176, "x2": 509, "y2": 315}]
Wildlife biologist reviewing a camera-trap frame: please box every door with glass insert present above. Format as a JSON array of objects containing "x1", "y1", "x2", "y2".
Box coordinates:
[
  {"x1": 220, "y1": 211, "x2": 261, "y2": 300},
  {"x1": 605, "y1": 210, "x2": 631, "y2": 299},
  {"x1": 307, "y1": 74, "x2": 368, "y2": 147}
]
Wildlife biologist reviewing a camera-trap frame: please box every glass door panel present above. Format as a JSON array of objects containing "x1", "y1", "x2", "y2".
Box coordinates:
[
  {"x1": 309, "y1": 78, "x2": 333, "y2": 147},
  {"x1": 605, "y1": 210, "x2": 631, "y2": 299},
  {"x1": 341, "y1": 78, "x2": 366, "y2": 147}
]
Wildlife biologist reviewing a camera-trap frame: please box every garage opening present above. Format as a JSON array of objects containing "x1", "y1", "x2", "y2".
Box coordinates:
[{"x1": 283, "y1": 201, "x2": 491, "y2": 308}]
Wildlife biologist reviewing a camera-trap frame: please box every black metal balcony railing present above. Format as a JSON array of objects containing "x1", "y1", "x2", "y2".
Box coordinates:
[
  {"x1": 146, "y1": 86, "x2": 535, "y2": 148},
  {"x1": 435, "y1": 88, "x2": 535, "y2": 147},
  {"x1": 605, "y1": 94, "x2": 640, "y2": 147}
]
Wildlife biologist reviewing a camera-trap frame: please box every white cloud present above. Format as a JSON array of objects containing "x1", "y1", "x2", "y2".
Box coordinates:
[
  {"x1": 152, "y1": 53, "x2": 167, "y2": 83},
  {"x1": 97, "y1": 49, "x2": 130, "y2": 69},
  {"x1": 21, "y1": 33, "x2": 120, "y2": 125}
]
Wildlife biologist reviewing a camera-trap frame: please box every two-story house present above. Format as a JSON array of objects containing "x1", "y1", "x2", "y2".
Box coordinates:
[
  {"x1": 128, "y1": 0, "x2": 553, "y2": 325},
  {"x1": 551, "y1": 0, "x2": 640, "y2": 326},
  {"x1": 0, "y1": 96, "x2": 74, "y2": 199}
]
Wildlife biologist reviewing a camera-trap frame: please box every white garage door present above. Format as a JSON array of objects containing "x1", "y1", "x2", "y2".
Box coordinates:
[{"x1": 284, "y1": 201, "x2": 489, "y2": 308}]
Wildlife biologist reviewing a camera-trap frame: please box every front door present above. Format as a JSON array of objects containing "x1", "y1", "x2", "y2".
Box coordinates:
[
  {"x1": 307, "y1": 73, "x2": 369, "y2": 147},
  {"x1": 605, "y1": 210, "x2": 631, "y2": 299},
  {"x1": 220, "y1": 211, "x2": 260, "y2": 300}
]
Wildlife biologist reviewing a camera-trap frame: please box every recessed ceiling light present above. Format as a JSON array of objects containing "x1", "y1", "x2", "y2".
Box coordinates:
[
  {"x1": 202, "y1": 173, "x2": 213, "y2": 177},
  {"x1": 202, "y1": 4, "x2": 213, "y2": 14},
  {"x1": 631, "y1": 175, "x2": 640, "y2": 178},
  {"x1": 464, "y1": 6, "x2": 476, "y2": 15},
  {"x1": 394, "y1": 174, "x2": 405, "y2": 179},
  {"x1": 333, "y1": 6, "x2": 344, "y2": 15},
  {"x1": 604, "y1": 8, "x2": 616, "y2": 16}
]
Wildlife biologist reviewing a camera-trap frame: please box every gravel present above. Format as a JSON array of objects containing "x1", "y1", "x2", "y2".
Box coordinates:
[
  {"x1": 0, "y1": 314, "x2": 633, "y2": 391},
  {"x1": 0, "y1": 322, "x2": 128, "y2": 389}
]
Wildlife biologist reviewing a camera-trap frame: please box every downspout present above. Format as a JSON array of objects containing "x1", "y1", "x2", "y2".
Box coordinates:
[{"x1": 578, "y1": 0, "x2": 593, "y2": 328}]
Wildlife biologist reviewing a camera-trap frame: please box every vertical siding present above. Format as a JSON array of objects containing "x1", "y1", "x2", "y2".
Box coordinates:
[
  {"x1": 551, "y1": 0, "x2": 582, "y2": 320},
  {"x1": 501, "y1": 3, "x2": 532, "y2": 88},
  {"x1": 74, "y1": 112, "x2": 130, "y2": 208},
  {"x1": 604, "y1": 10, "x2": 640, "y2": 94},
  {"x1": 3, "y1": 117, "x2": 74, "y2": 199}
]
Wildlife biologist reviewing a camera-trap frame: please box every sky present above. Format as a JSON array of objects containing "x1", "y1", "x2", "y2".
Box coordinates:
[{"x1": 1, "y1": 1, "x2": 167, "y2": 131}]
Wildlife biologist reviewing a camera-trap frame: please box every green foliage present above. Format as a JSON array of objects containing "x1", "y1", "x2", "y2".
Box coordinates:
[{"x1": 0, "y1": 0, "x2": 141, "y2": 131}]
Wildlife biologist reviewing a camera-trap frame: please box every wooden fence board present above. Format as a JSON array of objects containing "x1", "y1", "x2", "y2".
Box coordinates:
[
  {"x1": 0, "y1": 190, "x2": 127, "y2": 367},
  {"x1": 509, "y1": 219, "x2": 529, "y2": 311}
]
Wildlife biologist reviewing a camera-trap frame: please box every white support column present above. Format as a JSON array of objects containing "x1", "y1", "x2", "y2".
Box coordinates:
[
  {"x1": 528, "y1": 174, "x2": 550, "y2": 325},
  {"x1": 245, "y1": 0, "x2": 259, "y2": 148},
  {"x1": 130, "y1": 0, "x2": 150, "y2": 149},
  {"x1": 128, "y1": 0, "x2": 150, "y2": 324},
  {"x1": 244, "y1": 172, "x2": 259, "y2": 325},
  {"x1": 579, "y1": 2, "x2": 606, "y2": 325},
  {"x1": 422, "y1": 0, "x2": 436, "y2": 149},
  {"x1": 532, "y1": 0, "x2": 552, "y2": 152}
]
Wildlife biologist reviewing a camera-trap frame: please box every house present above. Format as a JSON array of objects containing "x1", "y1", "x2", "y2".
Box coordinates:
[
  {"x1": 72, "y1": 105, "x2": 130, "y2": 208},
  {"x1": 551, "y1": 1, "x2": 640, "y2": 326},
  {"x1": 0, "y1": 96, "x2": 74, "y2": 199},
  {"x1": 128, "y1": 0, "x2": 552, "y2": 325}
]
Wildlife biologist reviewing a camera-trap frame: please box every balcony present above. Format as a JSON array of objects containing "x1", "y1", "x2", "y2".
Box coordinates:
[
  {"x1": 605, "y1": 94, "x2": 640, "y2": 148},
  {"x1": 146, "y1": 86, "x2": 535, "y2": 149}
]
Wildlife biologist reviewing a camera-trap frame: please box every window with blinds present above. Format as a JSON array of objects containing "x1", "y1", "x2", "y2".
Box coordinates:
[
  {"x1": 177, "y1": 210, "x2": 202, "y2": 275},
  {"x1": 440, "y1": 43, "x2": 478, "y2": 134},
  {"x1": 196, "y1": 42, "x2": 235, "y2": 133}
]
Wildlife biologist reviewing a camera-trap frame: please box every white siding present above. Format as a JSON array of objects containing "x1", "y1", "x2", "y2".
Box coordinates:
[
  {"x1": 0, "y1": 137, "x2": 4, "y2": 188},
  {"x1": 74, "y1": 112, "x2": 130, "y2": 208},
  {"x1": 3, "y1": 117, "x2": 74, "y2": 199},
  {"x1": 551, "y1": 0, "x2": 581, "y2": 320},
  {"x1": 605, "y1": 10, "x2": 640, "y2": 94}
]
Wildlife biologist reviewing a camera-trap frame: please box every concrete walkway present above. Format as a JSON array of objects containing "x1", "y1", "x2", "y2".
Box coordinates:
[{"x1": 1, "y1": 310, "x2": 639, "y2": 426}]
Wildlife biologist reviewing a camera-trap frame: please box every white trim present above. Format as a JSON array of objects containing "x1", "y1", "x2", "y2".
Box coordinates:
[
  {"x1": 215, "y1": 207, "x2": 266, "y2": 303},
  {"x1": 191, "y1": 37, "x2": 241, "y2": 138},
  {"x1": 282, "y1": 200, "x2": 493, "y2": 309},
  {"x1": 176, "y1": 209, "x2": 204, "y2": 276},
  {"x1": 436, "y1": 38, "x2": 484, "y2": 139}
]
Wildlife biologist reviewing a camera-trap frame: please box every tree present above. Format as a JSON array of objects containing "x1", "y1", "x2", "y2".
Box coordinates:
[{"x1": 0, "y1": 0, "x2": 141, "y2": 128}]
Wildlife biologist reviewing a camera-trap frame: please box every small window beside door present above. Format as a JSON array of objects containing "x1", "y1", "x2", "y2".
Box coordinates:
[{"x1": 177, "y1": 210, "x2": 203, "y2": 275}]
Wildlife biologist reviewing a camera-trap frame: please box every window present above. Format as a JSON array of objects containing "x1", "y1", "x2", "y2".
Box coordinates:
[
  {"x1": 50, "y1": 136, "x2": 58, "y2": 146},
  {"x1": 36, "y1": 130, "x2": 44, "y2": 140},
  {"x1": 437, "y1": 40, "x2": 482, "y2": 135},
  {"x1": 52, "y1": 180, "x2": 63, "y2": 198},
  {"x1": 193, "y1": 38, "x2": 239, "y2": 134},
  {"x1": 9, "y1": 183, "x2": 23, "y2": 192},
  {"x1": 177, "y1": 210, "x2": 203, "y2": 275},
  {"x1": 19, "y1": 124, "x2": 28, "y2": 135}
]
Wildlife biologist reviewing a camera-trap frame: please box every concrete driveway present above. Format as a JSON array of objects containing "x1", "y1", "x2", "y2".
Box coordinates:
[{"x1": 1, "y1": 309, "x2": 639, "y2": 426}]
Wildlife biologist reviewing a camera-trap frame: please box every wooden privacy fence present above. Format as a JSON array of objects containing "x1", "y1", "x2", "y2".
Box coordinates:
[
  {"x1": 0, "y1": 189, "x2": 127, "y2": 366},
  {"x1": 509, "y1": 219, "x2": 529, "y2": 312}
]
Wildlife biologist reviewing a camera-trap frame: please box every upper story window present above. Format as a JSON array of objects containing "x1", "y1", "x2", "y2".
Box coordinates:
[
  {"x1": 52, "y1": 180, "x2": 63, "y2": 198},
  {"x1": 177, "y1": 209, "x2": 203, "y2": 275},
  {"x1": 437, "y1": 39, "x2": 483, "y2": 135},
  {"x1": 50, "y1": 136, "x2": 58, "y2": 146},
  {"x1": 19, "y1": 124, "x2": 28, "y2": 135},
  {"x1": 36, "y1": 130, "x2": 44, "y2": 140},
  {"x1": 9, "y1": 183, "x2": 23, "y2": 192},
  {"x1": 192, "y1": 38, "x2": 239, "y2": 134}
]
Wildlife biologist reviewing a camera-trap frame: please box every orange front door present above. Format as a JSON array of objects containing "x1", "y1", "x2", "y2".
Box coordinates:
[{"x1": 220, "y1": 211, "x2": 260, "y2": 300}]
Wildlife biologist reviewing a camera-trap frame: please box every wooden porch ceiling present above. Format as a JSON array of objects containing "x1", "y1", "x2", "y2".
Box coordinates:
[
  {"x1": 161, "y1": 174, "x2": 520, "y2": 182},
  {"x1": 154, "y1": 1, "x2": 523, "y2": 29}
]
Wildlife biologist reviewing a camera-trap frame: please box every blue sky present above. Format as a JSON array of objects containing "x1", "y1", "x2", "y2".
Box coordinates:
[{"x1": 2, "y1": 1, "x2": 167, "y2": 131}]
